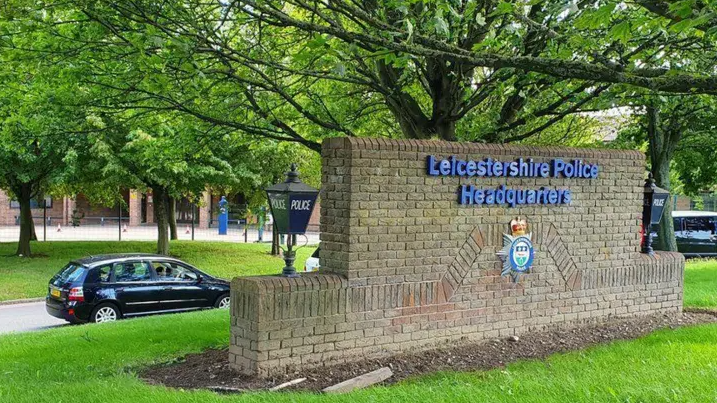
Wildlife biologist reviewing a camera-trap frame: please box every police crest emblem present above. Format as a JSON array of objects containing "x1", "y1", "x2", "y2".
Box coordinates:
[{"x1": 497, "y1": 217, "x2": 534, "y2": 281}]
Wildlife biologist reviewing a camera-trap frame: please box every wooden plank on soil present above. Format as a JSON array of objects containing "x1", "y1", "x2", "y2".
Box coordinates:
[
  {"x1": 269, "y1": 377, "x2": 307, "y2": 391},
  {"x1": 322, "y1": 367, "x2": 393, "y2": 394}
]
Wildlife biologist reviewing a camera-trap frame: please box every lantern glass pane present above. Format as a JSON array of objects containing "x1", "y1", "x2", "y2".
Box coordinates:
[
  {"x1": 650, "y1": 193, "x2": 669, "y2": 225},
  {"x1": 287, "y1": 193, "x2": 318, "y2": 234},
  {"x1": 267, "y1": 192, "x2": 290, "y2": 233}
]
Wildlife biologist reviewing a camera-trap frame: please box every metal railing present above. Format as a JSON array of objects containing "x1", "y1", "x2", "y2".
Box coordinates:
[{"x1": 0, "y1": 202, "x2": 318, "y2": 244}]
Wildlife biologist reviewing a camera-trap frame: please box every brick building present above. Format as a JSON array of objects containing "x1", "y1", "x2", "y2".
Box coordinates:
[
  {"x1": 0, "y1": 191, "x2": 125, "y2": 227},
  {"x1": 0, "y1": 189, "x2": 320, "y2": 231}
]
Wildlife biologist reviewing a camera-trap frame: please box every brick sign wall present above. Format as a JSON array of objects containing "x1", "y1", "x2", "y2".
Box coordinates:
[{"x1": 230, "y1": 138, "x2": 684, "y2": 376}]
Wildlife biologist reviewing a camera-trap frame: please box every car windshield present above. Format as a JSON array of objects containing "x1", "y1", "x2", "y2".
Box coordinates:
[{"x1": 54, "y1": 264, "x2": 86, "y2": 284}]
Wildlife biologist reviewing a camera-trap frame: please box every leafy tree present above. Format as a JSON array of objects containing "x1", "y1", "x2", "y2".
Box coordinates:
[
  {"x1": 8, "y1": 1, "x2": 716, "y2": 153},
  {"x1": 0, "y1": 19, "x2": 91, "y2": 256},
  {"x1": 62, "y1": 0, "x2": 716, "y2": 148},
  {"x1": 613, "y1": 95, "x2": 717, "y2": 251},
  {"x1": 214, "y1": 137, "x2": 320, "y2": 255},
  {"x1": 0, "y1": 0, "x2": 655, "y2": 154},
  {"x1": 77, "y1": 114, "x2": 237, "y2": 254},
  {"x1": 673, "y1": 129, "x2": 717, "y2": 196},
  {"x1": 7, "y1": 0, "x2": 717, "y2": 258}
]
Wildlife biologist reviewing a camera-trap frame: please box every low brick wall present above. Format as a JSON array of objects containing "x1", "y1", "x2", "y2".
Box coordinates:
[{"x1": 230, "y1": 138, "x2": 684, "y2": 376}]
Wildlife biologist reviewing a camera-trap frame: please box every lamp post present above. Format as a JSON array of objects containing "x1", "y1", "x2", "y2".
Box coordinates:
[
  {"x1": 266, "y1": 164, "x2": 319, "y2": 277},
  {"x1": 642, "y1": 173, "x2": 670, "y2": 255}
]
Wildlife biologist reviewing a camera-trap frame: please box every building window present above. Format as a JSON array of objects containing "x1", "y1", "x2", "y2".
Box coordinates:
[{"x1": 10, "y1": 197, "x2": 53, "y2": 209}]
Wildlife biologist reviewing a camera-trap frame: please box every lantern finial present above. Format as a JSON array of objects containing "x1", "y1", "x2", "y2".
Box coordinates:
[
  {"x1": 286, "y1": 163, "x2": 300, "y2": 183},
  {"x1": 644, "y1": 172, "x2": 656, "y2": 192}
]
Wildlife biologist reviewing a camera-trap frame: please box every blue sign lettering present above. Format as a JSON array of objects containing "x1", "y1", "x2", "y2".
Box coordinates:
[
  {"x1": 427, "y1": 155, "x2": 599, "y2": 179},
  {"x1": 460, "y1": 185, "x2": 572, "y2": 207},
  {"x1": 428, "y1": 155, "x2": 590, "y2": 208}
]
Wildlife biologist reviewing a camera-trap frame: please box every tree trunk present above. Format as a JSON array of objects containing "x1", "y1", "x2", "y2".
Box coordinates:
[
  {"x1": 153, "y1": 186, "x2": 170, "y2": 255},
  {"x1": 168, "y1": 197, "x2": 178, "y2": 240},
  {"x1": 16, "y1": 184, "x2": 34, "y2": 256},
  {"x1": 271, "y1": 222, "x2": 281, "y2": 256},
  {"x1": 30, "y1": 214, "x2": 38, "y2": 241},
  {"x1": 647, "y1": 105, "x2": 679, "y2": 252},
  {"x1": 377, "y1": 59, "x2": 453, "y2": 141}
]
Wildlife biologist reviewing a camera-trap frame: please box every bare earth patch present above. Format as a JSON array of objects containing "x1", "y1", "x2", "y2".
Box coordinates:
[{"x1": 141, "y1": 311, "x2": 717, "y2": 393}]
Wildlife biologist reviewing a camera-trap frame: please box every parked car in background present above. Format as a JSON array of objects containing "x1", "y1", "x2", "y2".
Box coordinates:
[
  {"x1": 46, "y1": 254, "x2": 230, "y2": 324},
  {"x1": 654, "y1": 211, "x2": 717, "y2": 257},
  {"x1": 304, "y1": 247, "x2": 320, "y2": 272}
]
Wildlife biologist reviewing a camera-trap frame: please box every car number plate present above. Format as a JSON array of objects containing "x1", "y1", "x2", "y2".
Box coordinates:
[{"x1": 51, "y1": 288, "x2": 61, "y2": 298}]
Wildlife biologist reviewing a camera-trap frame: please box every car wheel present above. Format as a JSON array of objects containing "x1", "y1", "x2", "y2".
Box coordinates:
[
  {"x1": 91, "y1": 303, "x2": 120, "y2": 323},
  {"x1": 215, "y1": 294, "x2": 230, "y2": 309}
]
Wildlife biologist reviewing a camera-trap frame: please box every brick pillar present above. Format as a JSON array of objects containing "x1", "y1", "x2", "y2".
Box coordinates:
[
  {"x1": 199, "y1": 191, "x2": 211, "y2": 229},
  {"x1": 0, "y1": 190, "x2": 12, "y2": 225},
  {"x1": 64, "y1": 197, "x2": 76, "y2": 226},
  {"x1": 146, "y1": 192, "x2": 154, "y2": 223},
  {"x1": 129, "y1": 190, "x2": 142, "y2": 226}
]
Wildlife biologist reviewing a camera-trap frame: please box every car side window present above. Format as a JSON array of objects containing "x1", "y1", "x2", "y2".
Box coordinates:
[
  {"x1": 97, "y1": 264, "x2": 112, "y2": 283},
  {"x1": 113, "y1": 262, "x2": 151, "y2": 283},
  {"x1": 673, "y1": 218, "x2": 683, "y2": 232},
  {"x1": 152, "y1": 262, "x2": 198, "y2": 282},
  {"x1": 685, "y1": 217, "x2": 715, "y2": 233}
]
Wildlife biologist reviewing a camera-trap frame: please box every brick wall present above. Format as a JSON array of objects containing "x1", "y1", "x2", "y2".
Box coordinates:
[
  {"x1": 0, "y1": 190, "x2": 64, "y2": 225},
  {"x1": 674, "y1": 195, "x2": 691, "y2": 211},
  {"x1": 230, "y1": 138, "x2": 684, "y2": 376},
  {"x1": 306, "y1": 200, "x2": 320, "y2": 232},
  {"x1": 0, "y1": 190, "x2": 13, "y2": 226},
  {"x1": 75, "y1": 193, "x2": 128, "y2": 220}
]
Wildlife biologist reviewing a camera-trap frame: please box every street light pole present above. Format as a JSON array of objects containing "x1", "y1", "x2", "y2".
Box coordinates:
[{"x1": 282, "y1": 232, "x2": 298, "y2": 277}]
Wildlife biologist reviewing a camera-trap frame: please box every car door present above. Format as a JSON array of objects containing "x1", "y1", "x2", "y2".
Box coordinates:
[
  {"x1": 111, "y1": 261, "x2": 161, "y2": 314},
  {"x1": 150, "y1": 260, "x2": 211, "y2": 310},
  {"x1": 683, "y1": 216, "x2": 717, "y2": 255}
]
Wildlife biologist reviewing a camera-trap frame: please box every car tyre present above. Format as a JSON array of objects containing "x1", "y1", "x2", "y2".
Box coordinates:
[
  {"x1": 91, "y1": 303, "x2": 121, "y2": 323},
  {"x1": 215, "y1": 294, "x2": 230, "y2": 309}
]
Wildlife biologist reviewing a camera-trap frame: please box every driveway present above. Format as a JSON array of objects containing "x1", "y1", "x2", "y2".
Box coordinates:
[{"x1": 0, "y1": 301, "x2": 67, "y2": 334}]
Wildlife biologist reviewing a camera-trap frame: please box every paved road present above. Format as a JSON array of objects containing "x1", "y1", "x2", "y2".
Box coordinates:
[{"x1": 0, "y1": 301, "x2": 67, "y2": 334}]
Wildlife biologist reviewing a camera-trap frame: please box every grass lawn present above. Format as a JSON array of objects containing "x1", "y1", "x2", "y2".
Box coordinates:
[
  {"x1": 1, "y1": 309, "x2": 717, "y2": 402},
  {"x1": 1, "y1": 244, "x2": 712, "y2": 307},
  {"x1": 684, "y1": 259, "x2": 717, "y2": 308},
  {"x1": 1, "y1": 246, "x2": 717, "y2": 401},
  {"x1": 0, "y1": 241, "x2": 317, "y2": 302}
]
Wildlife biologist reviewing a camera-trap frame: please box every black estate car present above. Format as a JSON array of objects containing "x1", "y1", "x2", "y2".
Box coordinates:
[
  {"x1": 46, "y1": 254, "x2": 230, "y2": 324},
  {"x1": 654, "y1": 211, "x2": 717, "y2": 257}
]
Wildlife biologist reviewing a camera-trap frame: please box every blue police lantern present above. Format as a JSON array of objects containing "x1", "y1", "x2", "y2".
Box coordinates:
[
  {"x1": 266, "y1": 164, "x2": 319, "y2": 277},
  {"x1": 642, "y1": 173, "x2": 670, "y2": 255}
]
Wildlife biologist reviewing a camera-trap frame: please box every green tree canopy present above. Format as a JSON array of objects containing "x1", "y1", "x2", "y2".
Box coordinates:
[
  {"x1": 75, "y1": 113, "x2": 239, "y2": 254},
  {"x1": 14, "y1": 0, "x2": 708, "y2": 151},
  {"x1": 66, "y1": 0, "x2": 717, "y2": 146},
  {"x1": 0, "y1": 9, "x2": 95, "y2": 255}
]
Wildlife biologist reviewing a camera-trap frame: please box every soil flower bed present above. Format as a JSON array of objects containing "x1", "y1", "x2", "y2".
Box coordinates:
[{"x1": 141, "y1": 311, "x2": 717, "y2": 393}]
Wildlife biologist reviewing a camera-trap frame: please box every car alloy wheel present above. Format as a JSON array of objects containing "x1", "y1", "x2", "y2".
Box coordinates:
[
  {"x1": 95, "y1": 306, "x2": 118, "y2": 323},
  {"x1": 218, "y1": 296, "x2": 230, "y2": 309}
]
